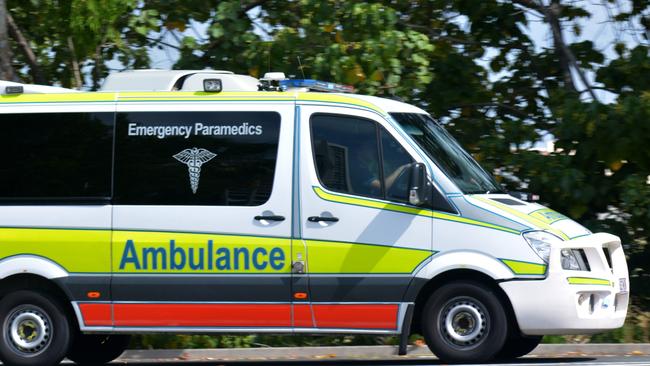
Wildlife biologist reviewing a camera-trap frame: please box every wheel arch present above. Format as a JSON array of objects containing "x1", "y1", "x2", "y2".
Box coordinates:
[
  {"x1": 0, "y1": 255, "x2": 69, "y2": 280},
  {"x1": 0, "y1": 257, "x2": 78, "y2": 330},
  {"x1": 407, "y1": 268, "x2": 518, "y2": 336}
]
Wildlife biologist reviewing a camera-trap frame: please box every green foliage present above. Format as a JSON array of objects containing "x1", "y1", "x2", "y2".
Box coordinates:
[
  {"x1": 7, "y1": 0, "x2": 151, "y2": 88},
  {"x1": 132, "y1": 334, "x2": 257, "y2": 349}
]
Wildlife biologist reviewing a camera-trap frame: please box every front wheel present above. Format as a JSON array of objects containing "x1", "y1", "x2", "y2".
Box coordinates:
[
  {"x1": 422, "y1": 281, "x2": 508, "y2": 363},
  {"x1": 496, "y1": 334, "x2": 542, "y2": 360},
  {"x1": 67, "y1": 334, "x2": 131, "y2": 365},
  {"x1": 0, "y1": 290, "x2": 72, "y2": 366}
]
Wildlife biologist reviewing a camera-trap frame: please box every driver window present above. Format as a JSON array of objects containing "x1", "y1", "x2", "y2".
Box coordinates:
[
  {"x1": 381, "y1": 129, "x2": 414, "y2": 202},
  {"x1": 311, "y1": 114, "x2": 416, "y2": 203},
  {"x1": 311, "y1": 114, "x2": 382, "y2": 199}
]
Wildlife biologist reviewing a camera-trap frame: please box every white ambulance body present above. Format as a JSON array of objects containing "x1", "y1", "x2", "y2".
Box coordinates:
[{"x1": 0, "y1": 71, "x2": 628, "y2": 365}]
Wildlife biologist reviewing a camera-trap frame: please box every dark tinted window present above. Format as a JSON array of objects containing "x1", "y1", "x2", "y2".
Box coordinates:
[
  {"x1": 114, "y1": 111, "x2": 280, "y2": 206},
  {"x1": 381, "y1": 129, "x2": 414, "y2": 202},
  {"x1": 0, "y1": 112, "x2": 113, "y2": 200},
  {"x1": 311, "y1": 114, "x2": 382, "y2": 198}
]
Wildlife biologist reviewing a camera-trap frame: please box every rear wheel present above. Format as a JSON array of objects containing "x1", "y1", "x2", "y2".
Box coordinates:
[
  {"x1": 67, "y1": 334, "x2": 131, "y2": 365},
  {"x1": 0, "y1": 290, "x2": 71, "y2": 366},
  {"x1": 421, "y1": 281, "x2": 508, "y2": 364},
  {"x1": 496, "y1": 333, "x2": 542, "y2": 359}
]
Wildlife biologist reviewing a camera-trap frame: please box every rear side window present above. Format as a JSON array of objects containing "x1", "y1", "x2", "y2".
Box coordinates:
[
  {"x1": 114, "y1": 111, "x2": 280, "y2": 206},
  {"x1": 0, "y1": 112, "x2": 114, "y2": 201},
  {"x1": 311, "y1": 114, "x2": 414, "y2": 202}
]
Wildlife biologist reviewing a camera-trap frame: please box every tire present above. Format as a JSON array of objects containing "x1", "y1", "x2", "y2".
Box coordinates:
[
  {"x1": 67, "y1": 334, "x2": 131, "y2": 365},
  {"x1": 421, "y1": 281, "x2": 508, "y2": 364},
  {"x1": 496, "y1": 334, "x2": 542, "y2": 360},
  {"x1": 0, "y1": 290, "x2": 72, "y2": 366}
]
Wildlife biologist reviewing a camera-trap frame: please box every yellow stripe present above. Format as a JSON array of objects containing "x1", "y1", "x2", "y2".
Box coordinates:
[
  {"x1": 297, "y1": 93, "x2": 385, "y2": 114},
  {"x1": 472, "y1": 196, "x2": 570, "y2": 240},
  {"x1": 0, "y1": 91, "x2": 384, "y2": 116},
  {"x1": 0, "y1": 228, "x2": 111, "y2": 272},
  {"x1": 314, "y1": 187, "x2": 431, "y2": 217},
  {"x1": 0, "y1": 92, "x2": 116, "y2": 104},
  {"x1": 0, "y1": 228, "x2": 430, "y2": 275},
  {"x1": 500, "y1": 259, "x2": 547, "y2": 275},
  {"x1": 313, "y1": 187, "x2": 521, "y2": 235},
  {"x1": 567, "y1": 277, "x2": 612, "y2": 286},
  {"x1": 528, "y1": 208, "x2": 568, "y2": 225},
  {"x1": 305, "y1": 240, "x2": 431, "y2": 274}
]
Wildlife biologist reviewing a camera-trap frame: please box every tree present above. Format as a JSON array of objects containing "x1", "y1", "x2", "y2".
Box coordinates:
[{"x1": 0, "y1": 0, "x2": 16, "y2": 81}]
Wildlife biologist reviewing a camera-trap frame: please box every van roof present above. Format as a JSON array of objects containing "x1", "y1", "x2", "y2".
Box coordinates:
[
  {"x1": 0, "y1": 69, "x2": 429, "y2": 116},
  {"x1": 0, "y1": 91, "x2": 428, "y2": 116}
]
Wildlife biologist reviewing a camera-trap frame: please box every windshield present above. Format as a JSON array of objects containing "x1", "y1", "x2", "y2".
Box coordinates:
[{"x1": 390, "y1": 113, "x2": 504, "y2": 194}]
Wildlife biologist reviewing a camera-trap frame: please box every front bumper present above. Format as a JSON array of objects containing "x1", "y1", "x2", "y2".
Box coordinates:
[{"x1": 500, "y1": 233, "x2": 629, "y2": 335}]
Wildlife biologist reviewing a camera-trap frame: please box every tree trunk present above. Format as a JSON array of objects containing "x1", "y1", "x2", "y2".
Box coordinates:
[
  {"x1": 0, "y1": 0, "x2": 17, "y2": 81},
  {"x1": 546, "y1": 2, "x2": 576, "y2": 92},
  {"x1": 6, "y1": 11, "x2": 46, "y2": 84},
  {"x1": 67, "y1": 36, "x2": 82, "y2": 89}
]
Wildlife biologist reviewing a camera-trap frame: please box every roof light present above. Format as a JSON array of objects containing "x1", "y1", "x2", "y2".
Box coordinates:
[
  {"x1": 280, "y1": 79, "x2": 354, "y2": 93},
  {"x1": 258, "y1": 72, "x2": 288, "y2": 91},
  {"x1": 203, "y1": 79, "x2": 222, "y2": 93}
]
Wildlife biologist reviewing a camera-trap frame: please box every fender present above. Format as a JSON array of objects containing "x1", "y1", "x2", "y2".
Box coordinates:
[
  {"x1": 0, "y1": 255, "x2": 68, "y2": 280},
  {"x1": 403, "y1": 250, "x2": 514, "y2": 302}
]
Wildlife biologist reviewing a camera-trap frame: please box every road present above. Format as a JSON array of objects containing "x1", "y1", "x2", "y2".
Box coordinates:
[
  {"x1": 96, "y1": 345, "x2": 650, "y2": 365},
  {"x1": 106, "y1": 356, "x2": 650, "y2": 365}
]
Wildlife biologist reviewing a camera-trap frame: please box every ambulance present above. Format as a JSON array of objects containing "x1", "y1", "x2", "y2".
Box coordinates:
[{"x1": 0, "y1": 70, "x2": 629, "y2": 365}]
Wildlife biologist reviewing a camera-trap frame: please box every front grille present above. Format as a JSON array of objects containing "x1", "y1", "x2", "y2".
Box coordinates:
[{"x1": 603, "y1": 247, "x2": 613, "y2": 270}]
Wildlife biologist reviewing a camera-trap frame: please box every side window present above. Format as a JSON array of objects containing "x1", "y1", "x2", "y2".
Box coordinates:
[
  {"x1": 114, "y1": 111, "x2": 280, "y2": 206},
  {"x1": 381, "y1": 129, "x2": 414, "y2": 202},
  {"x1": 0, "y1": 112, "x2": 113, "y2": 200},
  {"x1": 311, "y1": 114, "x2": 382, "y2": 199}
]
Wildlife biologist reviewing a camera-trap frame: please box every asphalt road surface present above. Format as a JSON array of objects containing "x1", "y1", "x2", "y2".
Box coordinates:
[
  {"x1": 104, "y1": 356, "x2": 650, "y2": 365},
  {"x1": 87, "y1": 344, "x2": 650, "y2": 365}
]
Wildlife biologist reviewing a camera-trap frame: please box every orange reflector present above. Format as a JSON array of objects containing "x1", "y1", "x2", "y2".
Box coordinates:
[
  {"x1": 293, "y1": 292, "x2": 308, "y2": 300},
  {"x1": 87, "y1": 291, "x2": 101, "y2": 299}
]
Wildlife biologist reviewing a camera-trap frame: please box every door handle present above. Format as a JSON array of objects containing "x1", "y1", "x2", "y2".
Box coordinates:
[
  {"x1": 307, "y1": 216, "x2": 339, "y2": 223},
  {"x1": 254, "y1": 215, "x2": 285, "y2": 221}
]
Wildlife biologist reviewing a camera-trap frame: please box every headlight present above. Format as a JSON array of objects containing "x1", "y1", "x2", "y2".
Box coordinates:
[{"x1": 523, "y1": 231, "x2": 563, "y2": 263}]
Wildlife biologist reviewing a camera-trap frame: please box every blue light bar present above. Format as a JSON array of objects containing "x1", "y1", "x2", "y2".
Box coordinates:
[{"x1": 279, "y1": 79, "x2": 354, "y2": 93}]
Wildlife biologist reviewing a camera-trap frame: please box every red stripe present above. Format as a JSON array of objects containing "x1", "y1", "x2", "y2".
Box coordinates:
[
  {"x1": 292, "y1": 304, "x2": 314, "y2": 328},
  {"x1": 312, "y1": 304, "x2": 398, "y2": 329},
  {"x1": 79, "y1": 303, "x2": 112, "y2": 326},
  {"x1": 113, "y1": 303, "x2": 292, "y2": 327}
]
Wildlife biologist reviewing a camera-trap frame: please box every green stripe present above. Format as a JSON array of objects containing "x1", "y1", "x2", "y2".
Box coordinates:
[
  {"x1": 313, "y1": 187, "x2": 521, "y2": 235},
  {"x1": 567, "y1": 277, "x2": 612, "y2": 286},
  {"x1": 500, "y1": 258, "x2": 547, "y2": 275}
]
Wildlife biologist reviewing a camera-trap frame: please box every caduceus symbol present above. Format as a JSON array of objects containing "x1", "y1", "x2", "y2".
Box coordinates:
[{"x1": 173, "y1": 148, "x2": 217, "y2": 194}]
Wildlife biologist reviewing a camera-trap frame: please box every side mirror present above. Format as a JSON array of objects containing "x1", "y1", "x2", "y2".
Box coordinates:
[{"x1": 408, "y1": 162, "x2": 431, "y2": 206}]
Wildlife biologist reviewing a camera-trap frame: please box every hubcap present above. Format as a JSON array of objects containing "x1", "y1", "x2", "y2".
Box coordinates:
[
  {"x1": 440, "y1": 297, "x2": 488, "y2": 348},
  {"x1": 6, "y1": 306, "x2": 52, "y2": 356}
]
